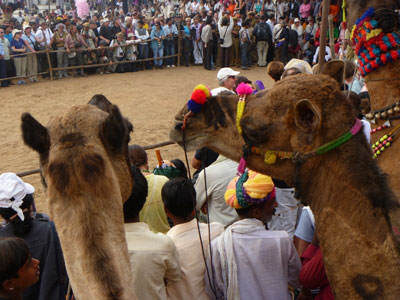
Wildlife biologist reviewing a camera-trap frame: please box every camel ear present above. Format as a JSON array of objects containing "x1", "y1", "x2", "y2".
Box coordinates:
[
  {"x1": 88, "y1": 94, "x2": 113, "y2": 113},
  {"x1": 101, "y1": 105, "x2": 129, "y2": 151},
  {"x1": 294, "y1": 99, "x2": 321, "y2": 134},
  {"x1": 320, "y1": 60, "x2": 345, "y2": 84},
  {"x1": 21, "y1": 113, "x2": 50, "y2": 154}
]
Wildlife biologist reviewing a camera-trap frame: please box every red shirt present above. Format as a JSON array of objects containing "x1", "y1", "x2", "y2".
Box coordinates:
[{"x1": 300, "y1": 245, "x2": 334, "y2": 300}]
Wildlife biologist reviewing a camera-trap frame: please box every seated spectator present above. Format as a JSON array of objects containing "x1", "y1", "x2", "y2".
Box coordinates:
[
  {"x1": 162, "y1": 178, "x2": 224, "y2": 300},
  {"x1": 0, "y1": 237, "x2": 40, "y2": 300},
  {"x1": 0, "y1": 173, "x2": 68, "y2": 300},
  {"x1": 211, "y1": 67, "x2": 240, "y2": 96},
  {"x1": 267, "y1": 61, "x2": 284, "y2": 82},
  {"x1": 195, "y1": 155, "x2": 239, "y2": 227},
  {"x1": 110, "y1": 32, "x2": 127, "y2": 73},
  {"x1": 129, "y1": 145, "x2": 171, "y2": 233},
  {"x1": 206, "y1": 170, "x2": 301, "y2": 299},
  {"x1": 96, "y1": 40, "x2": 113, "y2": 74},
  {"x1": 123, "y1": 166, "x2": 181, "y2": 300},
  {"x1": 65, "y1": 24, "x2": 89, "y2": 77}
]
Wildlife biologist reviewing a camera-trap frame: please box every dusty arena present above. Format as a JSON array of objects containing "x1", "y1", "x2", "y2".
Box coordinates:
[{"x1": 0, "y1": 66, "x2": 273, "y2": 213}]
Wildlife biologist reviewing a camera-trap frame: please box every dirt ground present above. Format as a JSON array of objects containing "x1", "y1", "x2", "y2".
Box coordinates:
[{"x1": 0, "y1": 65, "x2": 274, "y2": 214}]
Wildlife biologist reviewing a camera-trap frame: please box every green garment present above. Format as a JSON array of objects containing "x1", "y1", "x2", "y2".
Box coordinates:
[{"x1": 139, "y1": 173, "x2": 171, "y2": 234}]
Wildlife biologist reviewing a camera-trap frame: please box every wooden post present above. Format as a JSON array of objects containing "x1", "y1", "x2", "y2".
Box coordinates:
[
  {"x1": 178, "y1": 31, "x2": 181, "y2": 67},
  {"x1": 328, "y1": 15, "x2": 335, "y2": 59},
  {"x1": 45, "y1": 46, "x2": 54, "y2": 80},
  {"x1": 318, "y1": 0, "x2": 330, "y2": 71}
]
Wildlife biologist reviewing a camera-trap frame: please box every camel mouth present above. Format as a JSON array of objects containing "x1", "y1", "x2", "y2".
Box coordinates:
[{"x1": 169, "y1": 125, "x2": 205, "y2": 151}]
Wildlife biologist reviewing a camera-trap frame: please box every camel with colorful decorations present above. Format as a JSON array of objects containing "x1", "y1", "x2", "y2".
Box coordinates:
[
  {"x1": 21, "y1": 96, "x2": 138, "y2": 300},
  {"x1": 170, "y1": 75, "x2": 400, "y2": 299},
  {"x1": 342, "y1": 0, "x2": 400, "y2": 230}
]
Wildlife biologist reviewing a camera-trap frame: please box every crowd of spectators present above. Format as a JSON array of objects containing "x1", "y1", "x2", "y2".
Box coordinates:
[{"x1": 0, "y1": 0, "x2": 348, "y2": 86}]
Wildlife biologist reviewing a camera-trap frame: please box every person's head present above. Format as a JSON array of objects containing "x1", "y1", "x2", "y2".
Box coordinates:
[
  {"x1": 129, "y1": 145, "x2": 148, "y2": 169},
  {"x1": 23, "y1": 25, "x2": 31, "y2": 35},
  {"x1": 267, "y1": 61, "x2": 285, "y2": 82},
  {"x1": 225, "y1": 171, "x2": 277, "y2": 223},
  {"x1": 170, "y1": 159, "x2": 188, "y2": 179},
  {"x1": 116, "y1": 31, "x2": 124, "y2": 41},
  {"x1": 344, "y1": 60, "x2": 356, "y2": 81},
  {"x1": 281, "y1": 67, "x2": 302, "y2": 79},
  {"x1": 12, "y1": 29, "x2": 22, "y2": 39},
  {"x1": 123, "y1": 166, "x2": 148, "y2": 222},
  {"x1": 294, "y1": 17, "x2": 300, "y2": 26},
  {"x1": 242, "y1": 19, "x2": 250, "y2": 28},
  {"x1": 0, "y1": 173, "x2": 35, "y2": 237},
  {"x1": 162, "y1": 178, "x2": 196, "y2": 223},
  {"x1": 308, "y1": 16, "x2": 314, "y2": 24},
  {"x1": 166, "y1": 17, "x2": 172, "y2": 26},
  {"x1": 217, "y1": 67, "x2": 240, "y2": 90},
  {"x1": 221, "y1": 16, "x2": 228, "y2": 26},
  {"x1": 138, "y1": 20, "x2": 144, "y2": 28},
  {"x1": 0, "y1": 27, "x2": 4, "y2": 38},
  {"x1": 206, "y1": 16, "x2": 212, "y2": 25},
  {"x1": 260, "y1": 15, "x2": 266, "y2": 22},
  {"x1": 70, "y1": 24, "x2": 77, "y2": 33},
  {"x1": 40, "y1": 21, "x2": 47, "y2": 28},
  {"x1": 0, "y1": 238, "x2": 40, "y2": 298},
  {"x1": 185, "y1": 17, "x2": 191, "y2": 25},
  {"x1": 359, "y1": 91, "x2": 371, "y2": 115},
  {"x1": 234, "y1": 76, "x2": 252, "y2": 93}
]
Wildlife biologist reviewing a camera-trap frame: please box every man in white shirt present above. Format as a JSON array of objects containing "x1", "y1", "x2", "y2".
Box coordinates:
[
  {"x1": 195, "y1": 155, "x2": 239, "y2": 227},
  {"x1": 210, "y1": 67, "x2": 239, "y2": 96},
  {"x1": 162, "y1": 178, "x2": 224, "y2": 300},
  {"x1": 206, "y1": 171, "x2": 301, "y2": 300},
  {"x1": 124, "y1": 167, "x2": 181, "y2": 300},
  {"x1": 135, "y1": 20, "x2": 151, "y2": 69},
  {"x1": 35, "y1": 21, "x2": 53, "y2": 77}
]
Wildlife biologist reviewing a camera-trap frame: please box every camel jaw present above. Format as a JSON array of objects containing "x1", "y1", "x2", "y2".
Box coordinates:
[{"x1": 169, "y1": 125, "x2": 208, "y2": 152}]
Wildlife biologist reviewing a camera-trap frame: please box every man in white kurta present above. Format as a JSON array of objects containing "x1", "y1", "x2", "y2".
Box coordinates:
[
  {"x1": 162, "y1": 177, "x2": 225, "y2": 300},
  {"x1": 205, "y1": 171, "x2": 301, "y2": 300}
]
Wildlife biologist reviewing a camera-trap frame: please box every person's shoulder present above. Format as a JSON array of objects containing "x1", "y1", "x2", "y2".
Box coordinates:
[{"x1": 154, "y1": 232, "x2": 177, "y2": 249}]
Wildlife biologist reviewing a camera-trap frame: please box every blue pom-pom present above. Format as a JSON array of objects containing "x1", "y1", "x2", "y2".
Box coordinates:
[{"x1": 188, "y1": 99, "x2": 203, "y2": 113}]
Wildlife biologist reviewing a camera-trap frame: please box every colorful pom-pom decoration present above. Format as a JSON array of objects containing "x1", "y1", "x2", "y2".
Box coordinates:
[
  {"x1": 236, "y1": 82, "x2": 253, "y2": 96},
  {"x1": 187, "y1": 99, "x2": 203, "y2": 113},
  {"x1": 193, "y1": 84, "x2": 211, "y2": 98},
  {"x1": 191, "y1": 89, "x2": 207, "y2": 105}
]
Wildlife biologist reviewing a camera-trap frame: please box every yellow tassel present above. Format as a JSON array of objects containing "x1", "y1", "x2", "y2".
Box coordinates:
[
  {"x1": 342, "y1": 0, "x2": 346, "y2": 23},
  {"x1": 264, "y1": 151, "x2": 277, "y2": 164},
  {"x1": 236, "y1": 99, "x2": 246, "y2": 135},
  {"x1": 366, "y1": 29, "x2": 382, "y2": 41}
]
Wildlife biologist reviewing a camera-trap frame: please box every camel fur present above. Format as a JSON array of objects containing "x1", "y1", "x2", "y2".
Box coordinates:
[
  {"x1": 170, "y1": 74, "x2": 400, "y2": 299},
  {"x1": 21, "y1": 100, "x2": 137, "y2": 300}
]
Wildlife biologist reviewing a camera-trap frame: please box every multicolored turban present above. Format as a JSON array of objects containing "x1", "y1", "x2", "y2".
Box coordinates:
[{"x1": 224, "y1": 170, "x2": 276, "y2": 209}]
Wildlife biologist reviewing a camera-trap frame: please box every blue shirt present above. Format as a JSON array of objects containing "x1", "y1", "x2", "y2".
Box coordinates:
[
  {"x1": 163, "y1": 24, "x2": 178, "y2": 39},
  {"x1": 10, "y1": 38, "x2": 26, "y2": 57},
  {"x1": 4, "y1": 33, "x2": 12, "y2": 42},
  {"x1": 0, "y1": 42, "x2": 4, "y2": 56}
]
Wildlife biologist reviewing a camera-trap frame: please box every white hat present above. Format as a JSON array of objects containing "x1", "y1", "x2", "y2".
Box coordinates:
[
  {"x1": 23, "y1": 24, "x2": 31, "y2": 31},
  {"x1": 294, "y1": 18, "x2": 300, "y2": 23},
  {"x1": 11, "y1": 28, "x2": 22, "y2": 36},
  {"x1": 0, "y1": 173, "x2": 34, "y2": 221},
  {"x1": 217, "y1": 67, "x2": 240, "y2": 81}
]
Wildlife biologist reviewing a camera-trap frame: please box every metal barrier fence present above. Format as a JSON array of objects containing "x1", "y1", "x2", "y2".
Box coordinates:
[
  {"x1": 1, "y1": 35, "x2": 181, "y2": 82},
  {"x1": 16, "y1": 140, "x2": 175, "y2": 178}
]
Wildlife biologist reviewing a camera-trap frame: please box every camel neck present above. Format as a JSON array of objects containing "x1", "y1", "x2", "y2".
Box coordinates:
[{"x1": 365, "y1": 61, "x2": 400, "y2": 109}]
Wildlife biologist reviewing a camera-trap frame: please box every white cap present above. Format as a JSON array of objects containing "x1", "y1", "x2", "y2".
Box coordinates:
[
  {"x1": 0, "y1": 173, "x2": 35, "y2": 221},
  {"x1": 217, "y1": 67, "x2": 240, "y2": 81},
  {"x1": 11, "y1": 28, "x2": 22, "y2": 37},
  {"x1": 294, "y1": 18, "x2": 300, "y2": 23}
]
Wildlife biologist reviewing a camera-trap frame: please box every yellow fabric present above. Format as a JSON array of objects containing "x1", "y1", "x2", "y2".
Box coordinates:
[
  {"x1": 224, "y1": 170, "x2": 275, "y2": 209},
  {"x1": 139, "y1": 174, "x2": 170, "y2": 233}
]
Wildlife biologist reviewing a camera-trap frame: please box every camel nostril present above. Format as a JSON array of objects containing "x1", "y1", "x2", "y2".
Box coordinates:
[{"x1": 175, "y1": 123, "x2": 183, "y2": 130}]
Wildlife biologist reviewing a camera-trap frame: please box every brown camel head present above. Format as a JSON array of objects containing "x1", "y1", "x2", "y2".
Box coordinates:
[
  {"x1": 20, "y1": 98, "x2": 133, "y2": 203},
  {"x1": 170, "y1": 93, "x2": 245, "y2": 161},
  {"x1": 345, "y1": 0, "x2": 399, "y2": 33}
]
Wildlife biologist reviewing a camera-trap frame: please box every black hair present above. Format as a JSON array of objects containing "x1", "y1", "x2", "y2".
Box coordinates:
[
  {"x1": 162, "y1": 178, "x2": 196, "y2": 219},
  {"x1": 242, "y1": 19, "x2": 250, "y2": 27},
  {"x1": 0, "y1": 237, "x2": 31, "y2": 285},
  {"x1": 129, "y1": 144, "x2": 148, "y2": 168},
  {"x1": 0, "y1": 194, "x2": 34, "y2": 237},
  {"x1": 123, "y1": 166, "x2": 148, "y2": 221},
  {"x1": 221, "y1": 17, "x2": 228, "y2": 26},
  {"x1": 206, "y1": 16, "x2": 212, "y2": 25},
  {"x1": 170, "y1": 159, "x2": 188, "y2": 179}
]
